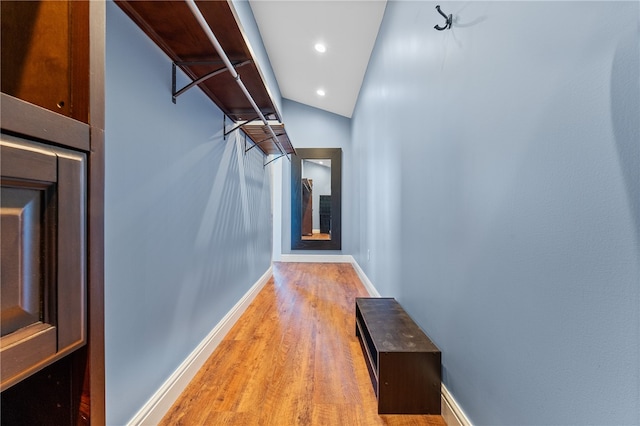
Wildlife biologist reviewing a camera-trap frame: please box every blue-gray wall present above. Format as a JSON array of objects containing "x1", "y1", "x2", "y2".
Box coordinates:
[
  {"x1": 105, "y1": 2, "x2": 273, "y2": 424},
  {"x1": 279, "y1": 99, "x2": 353, "y2": 254},
  {"x1": 352, "y1": 1, "x2": 639, "y2": 424}
]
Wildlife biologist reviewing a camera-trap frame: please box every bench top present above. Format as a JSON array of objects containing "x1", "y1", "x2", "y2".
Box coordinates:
[{"x1": 356, "y1": 297, "x2": 440, "y2": 353}]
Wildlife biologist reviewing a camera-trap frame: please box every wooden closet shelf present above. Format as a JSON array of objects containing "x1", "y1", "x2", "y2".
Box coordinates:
[{"x1": 115, "y1": 0, "x2": 295, "y2": 156}]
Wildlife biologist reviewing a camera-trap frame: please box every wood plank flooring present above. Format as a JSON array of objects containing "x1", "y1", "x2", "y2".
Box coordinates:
[{"x1": 160, "y1": 262, "x2": 446, "y2": 426}]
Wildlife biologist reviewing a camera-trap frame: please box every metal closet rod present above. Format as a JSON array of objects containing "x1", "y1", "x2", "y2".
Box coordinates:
[{"x1": 184, "y1": 0, "x2": 288, "y2": 160}]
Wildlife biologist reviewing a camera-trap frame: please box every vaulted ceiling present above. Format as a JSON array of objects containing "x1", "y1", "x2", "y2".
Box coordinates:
[{"x1": 249, "y1": 1, "x2": 387, "y2": 118}]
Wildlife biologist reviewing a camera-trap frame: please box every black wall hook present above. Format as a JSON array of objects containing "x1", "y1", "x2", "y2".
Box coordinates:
[{"x1": 434, "y1": 5, "x2": 452, "y2": 31}]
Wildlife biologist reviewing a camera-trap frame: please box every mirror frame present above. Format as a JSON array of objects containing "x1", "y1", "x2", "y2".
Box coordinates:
[{"x1": 291, "y1": 148, "x2": 342, "y2": 250}]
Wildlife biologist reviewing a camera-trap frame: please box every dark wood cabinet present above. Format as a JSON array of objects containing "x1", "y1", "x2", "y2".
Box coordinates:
[
  {"x1": 1, "y1": 1, "x2": 90, "y2": 123},
  {"x1": 1, "y1": 1, "x2": 104, "y2": 423},
  {"x1": 355, "y1": 297, "x2": 441, "y2": 414},
  {"x1": 1, "y1": 136, "x2": 87, "y2": 390}
]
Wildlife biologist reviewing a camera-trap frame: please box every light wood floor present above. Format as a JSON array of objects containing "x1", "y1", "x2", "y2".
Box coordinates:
[{"x1": 160, "y1": 262, "x2": 446, "y2": 426}]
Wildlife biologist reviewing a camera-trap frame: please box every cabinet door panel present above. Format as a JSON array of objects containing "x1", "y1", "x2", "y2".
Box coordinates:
[
  {"x1": 1, "y1": 188, "x2": 44, "y2": 336},
  {"x1": 0, "y1": 141, "x2": 57, "y2": 183},
  {"x1": 0, "y1": 324, "x2": 57, "y2": 384},
  {"x1": 0, "y1": 134, "x2": 86, "y2": 391},
  {"x1": 56, "y1": 152, "x2": 86, "y2": 350}
]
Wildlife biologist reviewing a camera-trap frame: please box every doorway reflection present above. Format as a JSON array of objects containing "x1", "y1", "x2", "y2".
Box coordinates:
[
  {"x1": 301, "y1": 159, "x2": 331, "y2": 240},
  {"x1": 291, "y1": 147, "x2": 341, "y2": 250}
]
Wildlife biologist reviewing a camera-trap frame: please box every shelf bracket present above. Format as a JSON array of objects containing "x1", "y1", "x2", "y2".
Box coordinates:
[
  {"x1": 245, "y1": 133, "x2": 285, "y2": 154},
  {"x1": 172, "y1": 60, "x2": 252, "y2": 104},
  {"x1": 263, "y1": 153, "x2": 288, "y2": 168},
  {"x1": 183, "y1": 0, "x2": 291, "y2": 158},
  {"x1": 224, "y1": 116, "x2": 261, "y2": 137}
]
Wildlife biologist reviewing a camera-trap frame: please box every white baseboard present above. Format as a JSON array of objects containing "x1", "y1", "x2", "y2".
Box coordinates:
[
  {"x1": 126, "y1": 266, "x2": 273, "y2": 426},
  {"x1": 280, "y1": 254, "x2": 353, "y2": 263},
  {"x1": 348, "y1": 255, "x2": 381, "y2": 297},
  {"x1": 442, "y1": 384, "x2": 472, "y2": 426}
]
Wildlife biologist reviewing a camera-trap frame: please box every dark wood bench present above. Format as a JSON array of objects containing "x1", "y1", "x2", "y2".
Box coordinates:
[{"x1": 355, "y1": 297, "x2": 441, "y2": 414}]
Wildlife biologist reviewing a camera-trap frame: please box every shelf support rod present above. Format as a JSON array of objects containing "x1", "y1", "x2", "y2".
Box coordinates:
[
  {"x1": 172, "y1": 60, "x2": 251, "y2": 104},
  {"x1": 185, "y1": 0, "x2": 289, "y2": 160},
  {"x1": 263, "y1": 153, "x2": 287, "y2": 168},
  {"x1": 245, "y1": 133, "x2": 285, "y2": 153},
  {"x1": 224, "y1": 116, "x2": 261, "y2": 136}
]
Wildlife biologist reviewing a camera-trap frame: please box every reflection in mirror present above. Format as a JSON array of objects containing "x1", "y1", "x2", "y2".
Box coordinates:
[
  {"x1": 301, "y1": 159, "x2": 331, "y2": 240},
  {"x1": 291, "y1": 148, "x2": 341, "y2": 250}
]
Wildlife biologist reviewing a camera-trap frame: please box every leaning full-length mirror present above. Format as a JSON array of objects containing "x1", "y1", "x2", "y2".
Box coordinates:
[{"x1": 291, "y1": 148, "x2": 341, "y2": 250}]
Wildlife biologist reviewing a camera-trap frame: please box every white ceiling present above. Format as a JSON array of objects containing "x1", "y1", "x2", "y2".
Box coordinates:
[{"x1": 249, "y1": 0, "x2": 387, "y2": 118}]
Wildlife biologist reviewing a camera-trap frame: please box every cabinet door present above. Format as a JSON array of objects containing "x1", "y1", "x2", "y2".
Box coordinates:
[{"x1": 0, "y1": 134, "x2": 86, "y2": 391}]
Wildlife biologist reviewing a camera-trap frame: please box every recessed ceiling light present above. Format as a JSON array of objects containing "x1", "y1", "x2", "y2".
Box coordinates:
[
  {"x1": 314, "y1": 43, "x2": 326, "y2": 53},
  {"x1": 316, "y1": 89, "x2": 326, "y2": 97}
]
